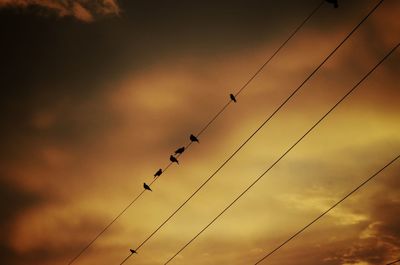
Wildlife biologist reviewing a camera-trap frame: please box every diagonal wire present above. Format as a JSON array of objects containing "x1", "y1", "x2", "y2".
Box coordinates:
[
  {"x1": 163, "y1": 41, "x2": 398, "y2": 265},
  {"x1": 119, "y1": 1, "x2": 386, "y2": 264},
  {"x1": 255, "y1": 154, "x2": 399, "y2": 264},
  {"x1": 195, "y1": 0, "x2": 325, "y2": 138},
  {"x1": 67, "y1": 167, "x2": 170, "y2": 265},
  {"x1": 67, "y1": 1, "x2": 324, "y2": 264},
  {"x1": 387, "y1": 259, "x2": 400, "y2": 265}
]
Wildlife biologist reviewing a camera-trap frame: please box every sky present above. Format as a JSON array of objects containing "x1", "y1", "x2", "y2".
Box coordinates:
[{"x1": 0, "y1": 0, "x2": 399, "y2": 265}]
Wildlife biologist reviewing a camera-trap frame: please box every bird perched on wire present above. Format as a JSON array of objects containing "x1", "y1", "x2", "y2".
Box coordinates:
[
  {"x1": 143, "y1": 183, "x2": 152, "y2": 191},
  {"x1": 190, "y1": 134, "x2": 199, "y2": 143},
  {"x1": 154, "y1": 168, "x2": 162, "y2": 178},
  {"x1": 174, "y1": 146, "x2": 185, "y2": 155},
  {"x1": 170, "y1": 155, "x2": 179, "y2": 164},
  {"x1": 130, "y1": 249, "x2": 137, "y2": 254},
  {"x1": 230, "y1": 93, "x2": 237, "y2": 103},
  {"x1": 326, "y1": 0, "x2": 339, "y2": 8}
]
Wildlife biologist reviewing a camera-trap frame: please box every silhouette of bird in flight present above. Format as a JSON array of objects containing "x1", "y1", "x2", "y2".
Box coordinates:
[
  {"x1": 130, "y1": 249, "x2": 137, "y2": 254},
  {"x1": 230, "y1": 93, "x2": 237, "y2": 103},
  {"x1": 174, "y1": 147, "x2": 185, "y2": 155},
  {"x1": 170, "y1": 155, "x2": 179, "y2": 164},
  {"x1": 326, "y1": 0, "x2": 339, "y2": 8},
  {"x1": 154, "y1": 168, "x2": 162, "y2": 178},
  {"x1": 143, "y1": 183, "x2": 152, "y2": 191},
  {"x1": 190, "y1": 134, "x2": 199, "y2": 143}
]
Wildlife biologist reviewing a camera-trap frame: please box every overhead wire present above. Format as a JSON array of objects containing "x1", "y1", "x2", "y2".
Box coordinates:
[
  {"x1": 196, "y1": 0, "x2": 325, "y2": 137},
  {"x1": 118, "y1": 1, "x2": 386, "y2": 264},
  {"x1": 387, "y1": 259, "x2": 400, "y2": 265},
  {"x1": 67, "y1": 1, "x2": 325, "y2": 264},
  {"x1": 254, "y1": 154, "x2": 400, "y2": 264},
  {"x1": 162, "y1": 35, "x2": 398, "y2": 265}
]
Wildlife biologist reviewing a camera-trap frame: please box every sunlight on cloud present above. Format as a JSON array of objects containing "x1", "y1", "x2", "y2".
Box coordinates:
[{"x1": 0, "y1": 0, "x2": 120, "y2": 22}]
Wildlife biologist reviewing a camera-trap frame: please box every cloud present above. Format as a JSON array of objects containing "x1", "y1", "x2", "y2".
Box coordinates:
[
  {"x1": 0, "y1": 1, "x2": 398, "y2": 264},
  {"x1": 0, "y1": 178, "x2": 45, "y2": 264},
  {"x1": 0, "y1": 0, "x2": 120, "y2": 22},
  {"x1": 322, "y1": 196, "x2": 400, "y2": 265},
  {"x1": 0, "y1": 177, "x2": 43, "y2": 234}
]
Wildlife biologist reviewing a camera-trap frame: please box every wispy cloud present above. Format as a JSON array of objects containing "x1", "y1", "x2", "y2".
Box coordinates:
[
  {"x1": 0, "y1": 0, "x2": 120, "y2": 22},
  {"x1": 1, "y1": 1, "x2": 399, "y2": 264}
]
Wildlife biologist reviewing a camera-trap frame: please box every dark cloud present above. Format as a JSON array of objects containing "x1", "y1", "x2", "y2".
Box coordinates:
[
  {"x1": 0, "y1": 0, "x2": 384, "y2": 156},
  {"x1": 0, "y1": 1, "x2": 398, "y2": 264},
  {"x1": 0, "y1": 178, "x2": 44, "y2": 263},
  {"x1": 0, "y1": 177, "x2": 43, "y2": 231},
  {"x1": 0, "y1": 0, "x2": 120, "y2": 22},
  {"x1": 0, "y1": 187, "x2": 121, "y2": 265},
  {"x1": 324, "y1": 192, "x2": 400, "y2": 265}
]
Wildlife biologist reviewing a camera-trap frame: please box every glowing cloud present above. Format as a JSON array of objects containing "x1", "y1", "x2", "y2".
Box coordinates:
[{"x1": 0, "y1": 0, "x2": 120, "y2": 22}]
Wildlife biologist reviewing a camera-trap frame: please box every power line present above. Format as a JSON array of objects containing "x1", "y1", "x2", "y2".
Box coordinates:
[
  {"x1": 255, "y1": 154, "x2": 399, "y2": 264},
  {"x1": 67, "y1": 190, "x2": 146, "y2": 265},
  {"x1": 196, "y1": 0, "x2": 325, "y2": 137},
  {"x1": 163, "y1": 41, "x2": 398, "y2": 265},
  {"x1": 118, "y1": 1, "x2": 384, "y2": 264},
  {"x1": 67, "y1": 1, "x2": 325, "y2": 264},
  {"x1": 68, "y1": 163, "x2": 173, "y2": 264}
]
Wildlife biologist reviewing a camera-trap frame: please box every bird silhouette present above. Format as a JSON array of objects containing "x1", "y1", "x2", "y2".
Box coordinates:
[
  {"x1": 130, "y1": 249, "x2": 137, "y2": 254},
  {"x1": 170, "y1": 155, "x2": 179, "y2": 164},
  {"x1": 143, "y1": 183, "x2": 152, "y2": 191},
  {"x1": 230, "y1": 93, "x2": 237, "y2": 103},
  {"x1": 154, "y1": 168, "x2": 162, "y2": 178},
  {"x1": 174, "y1": 146, "x2": 185, "y2": 155},
  {"x1": 326, "y1": 0, "x2": 338, "y2": 8},
  {"x1": 190, "y1": 134, "x2": 199, "y2": 143}
]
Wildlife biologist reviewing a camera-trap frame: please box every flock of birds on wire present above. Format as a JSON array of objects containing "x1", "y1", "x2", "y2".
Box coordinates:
[
  {"x1": 67, "y1": 1, "x2": 400, "y2": 264},
  {"x1": 143, "y1": 0, "x2": 338, "y2": 193},
  {"x1": 138, "y1": 0, "x2": 339, "y2": 251},
  {"x1": 143, "y1": 94, "x2": 235, "y2": 193}
]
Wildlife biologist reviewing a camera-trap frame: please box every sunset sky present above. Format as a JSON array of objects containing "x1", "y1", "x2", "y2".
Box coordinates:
[{"x1": 0, "y1": 1, "x2": 399, "y2": 265}]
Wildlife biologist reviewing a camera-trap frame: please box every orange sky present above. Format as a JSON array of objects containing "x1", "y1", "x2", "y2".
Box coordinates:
[{"x1": 0, "y1": 1, "x2": 399, "y2": 265}]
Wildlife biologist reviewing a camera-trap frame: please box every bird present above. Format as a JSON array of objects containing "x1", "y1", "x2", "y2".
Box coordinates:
[
  {"x1": 174, "y1": 146, "x2": 185, "y2": 155},
  {"x1": 130, "y1": 249, "x2": 137, "y2": 254},
  {"x1": 326, "y1": 0, "x2": 339, "y2": 8},
  {"x1": 230, "y1": 93, "x2": 237, "y2": 103},
  {"x1": 143, "y1": 183, "x2": 152, "y2": 191},
  {"x1": 190, "y1": 134, "x2": 199, "y2": 143},
  {"x1": 170, "y1": 155, "x2": 179, "y2": 164},
  {"x1": 154, "y1": 168, "x2": 162, "y2": 178}
]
